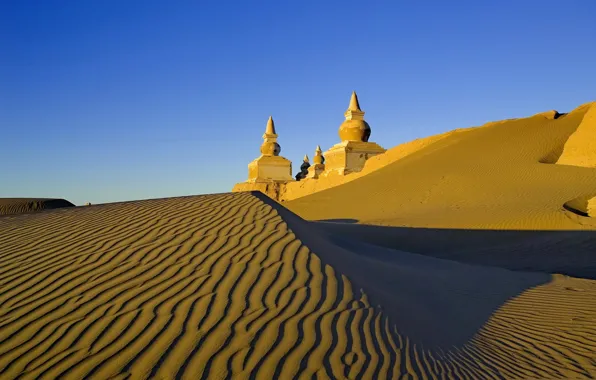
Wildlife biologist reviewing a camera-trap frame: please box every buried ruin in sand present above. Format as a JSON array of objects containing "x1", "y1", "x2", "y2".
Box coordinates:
[
  {"x1": 232, "y1": 92, "x2": 386, "y2": 200},
  {"x1": 234, "y1": 94, "x2": 596, "y2": 212}
]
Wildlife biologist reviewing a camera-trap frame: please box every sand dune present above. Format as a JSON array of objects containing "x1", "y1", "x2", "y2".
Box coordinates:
[
  {"x1": 557, "y1": 103, "x2": 596, "y2": 168},
  {"x1": 3, "y1": 102, "x2": 596, "y2": 378},
  {"x1": 0, "y1": 193, "x2": 399, "y2": 379},
  {"x1": 1, "y1": 192, "x2": 596, "y2": 378},
  {"x1": 287, "y1": 102, "x2": 596, "y2": 231},
  {"x1": 280, "y1": 126, "x2": 476, "y2": 202},
  {"x1": 0, "y1": 199, "x2": 74, "y2": 216}
]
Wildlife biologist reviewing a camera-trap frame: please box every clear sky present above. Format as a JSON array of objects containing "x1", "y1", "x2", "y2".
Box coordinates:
[{"x1": 1, "y1": 0, "x2": 595, "y2": 205}]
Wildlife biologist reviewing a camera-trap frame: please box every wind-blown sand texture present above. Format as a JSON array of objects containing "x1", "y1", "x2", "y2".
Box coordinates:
[
  {"x1": 1, "y1": 192, "x2": 595, "y2": 379},
  {"x1": 0, "y1": 199, "x2": 74, "y2": 216},
  {"x1": 2, "y1": 102, "x2": 596, "y2": 379}
]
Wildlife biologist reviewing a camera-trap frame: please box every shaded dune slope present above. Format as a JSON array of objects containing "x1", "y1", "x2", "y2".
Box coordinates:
[
  {"x1": 1, "y1": 192, "x2": 596, "y2": 378},
  {"x1": 315, "y1": 223, "x2": 596, "y2": 279},
  {"x1": 0, "y1": 199, "x2": 74, "y2": 216}
]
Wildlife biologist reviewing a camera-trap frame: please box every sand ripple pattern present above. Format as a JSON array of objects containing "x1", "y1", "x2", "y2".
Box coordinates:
[
  {"x1": 0, "y1": 193, "x2": 402, "y2": 379},
  {"x1": 1, "y1": 193, "x2": 596, "y2": 379}
]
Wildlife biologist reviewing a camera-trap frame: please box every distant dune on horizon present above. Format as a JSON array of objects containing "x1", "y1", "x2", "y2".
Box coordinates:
[{"x1": 0, "y1": 198, "x2": 74, "y2": 216}]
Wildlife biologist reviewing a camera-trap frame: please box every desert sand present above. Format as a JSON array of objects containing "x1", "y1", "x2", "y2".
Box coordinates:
[
  {"x1": 2, "y1": 102, "x2": 596, "y2": 379},
  {"x1": 287, "y1": 102, "x2": 596, "y2": 230}
]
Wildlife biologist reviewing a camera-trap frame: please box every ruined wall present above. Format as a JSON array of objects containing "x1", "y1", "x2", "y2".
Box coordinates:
[
  {"x1": 232, "y1": 182, "x2": 287, "y2": 201},
  {"x1": 233, "y1": 126, "x2": 476, "y2": 203}
]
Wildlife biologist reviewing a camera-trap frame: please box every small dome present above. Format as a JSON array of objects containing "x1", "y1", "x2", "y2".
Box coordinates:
[
  {"x1": 260, "y1": 141, "x2": 281, "y2": 156},
  {"x1": 339, "y1": 119, "x2": 371, "y2": 142}
]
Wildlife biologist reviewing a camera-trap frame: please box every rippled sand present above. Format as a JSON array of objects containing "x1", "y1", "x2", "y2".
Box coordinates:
[
  {"x1": 1, "y1": 192, "x2": 595, "y2": 378},
  {"x1": 2, "y1": 103, "x2": 596, "y2": 378}
]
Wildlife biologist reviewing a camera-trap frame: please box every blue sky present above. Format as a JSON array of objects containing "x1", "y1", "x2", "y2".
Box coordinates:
[{"x1": 1, "y1": 0, "x2": 595, "y2": 205}]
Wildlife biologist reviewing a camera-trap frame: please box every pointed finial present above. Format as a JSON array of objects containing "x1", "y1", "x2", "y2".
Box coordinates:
[
  {"x1": 343, "y1": 91, "x2": 365, "y2": 123},
  {"x1": 313, "y1": 145, "x2": 325, "y2": 165},
  {"x1": 348, "y1": 91, "x2": 361, "y2": 111},
  {"x1": 265, "y1": 116, "x2": 276, "y2": 136},
  {"x1": 303, "y1": 154, "x2": 310, "y2": 163}
]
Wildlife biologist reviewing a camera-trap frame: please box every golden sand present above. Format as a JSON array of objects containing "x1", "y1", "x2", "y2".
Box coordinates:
[
  {"x1": 280, "y1": 126, "x2": 476, "y2": 202},
  {"x1": 286, "y1": 103, "x2": 596, "y2": 230},
  {"x1": 2, "y1": 102, "x2": 596, "y2": 378},
  {"x1": 0, "y1": 193, "x2": 595, "y2": 378}
]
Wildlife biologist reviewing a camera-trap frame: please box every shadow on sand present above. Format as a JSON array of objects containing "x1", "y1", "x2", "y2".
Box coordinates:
[
  {"x1": 254, "y1": 194, "x2": 553, "y2": 349},
  {"x1": 315, "y1": 219, "x2": 596, "y2": 280}
]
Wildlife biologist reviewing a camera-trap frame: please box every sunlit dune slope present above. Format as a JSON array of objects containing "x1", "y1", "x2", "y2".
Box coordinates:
[
  {"x1": 287, "y1": 102, "x2": 596, "y2": 230},
  {"x1": 1, "y1": 192, "x2": 596, "y2": 379},
  {"x1": 281, "y1": 127, "x2": 475, "y2": 201},
  {"x1": 557, "y1": 104, "x2": 596, "y2": 168},
  {"x1": 0, "y1": 199, "x2": 74, "y2": 216}
]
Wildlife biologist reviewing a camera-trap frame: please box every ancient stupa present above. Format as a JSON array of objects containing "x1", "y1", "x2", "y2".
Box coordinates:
[
  {"x1": 295, "y1": 155, "x2": 310, "y2": 181},
  {"x1": 246, "y1": 116, "x2": 293, "y2": 182},
  {"x1": 323, "y1": 92, "x2": 386, "y2": 175},
  {"x1": 232, "y1": 116, "x2": 293, "y2": 197},
  {"x1": 307, "y1": 145, "x2": 325, "y2": 179}
]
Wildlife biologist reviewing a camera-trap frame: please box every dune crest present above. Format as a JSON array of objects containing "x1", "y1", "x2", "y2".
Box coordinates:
[
  {"x1": 286, "y1": 103, "x2": 596, "y2": 230},
  {"x1": 0, "y1": 193, "x2": 400, "y2": 379},
  {"x1": 1, "y1": 193, "x2": 596, "y2": 378},
  {"x1": 4, "y1": 102, "x2": 596, "y2": 378},
  {"x1": 534, "y1": 110, "x2": 562, "y2": 119}
]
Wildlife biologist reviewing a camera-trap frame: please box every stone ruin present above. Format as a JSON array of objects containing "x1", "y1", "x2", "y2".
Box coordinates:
[{"x1": 232, "y1": 92, "x2": 386, "y2": 200}]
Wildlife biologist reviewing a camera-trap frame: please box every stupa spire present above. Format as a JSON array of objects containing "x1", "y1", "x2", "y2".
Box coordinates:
[
  {"x1": 264, "y1": 116, "x2": 277, "y2": 136},
  {"x1": 348, "y1": 91, "x2": 362, "y2": 111},
  {"x1": 344, "y1": 92, "x2": 365, "y2": 122}
]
